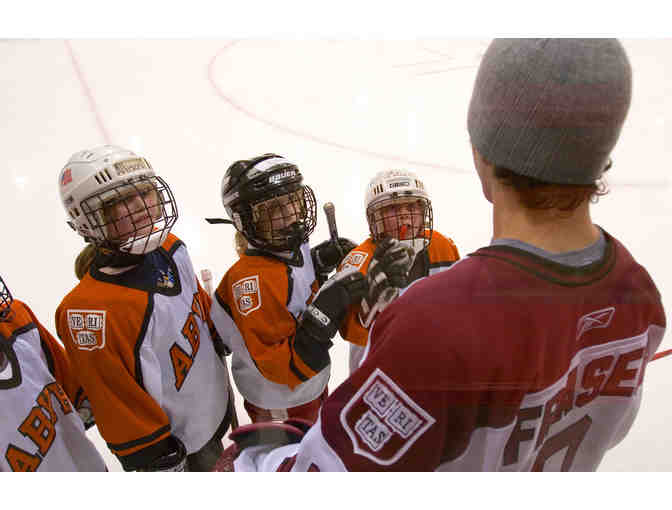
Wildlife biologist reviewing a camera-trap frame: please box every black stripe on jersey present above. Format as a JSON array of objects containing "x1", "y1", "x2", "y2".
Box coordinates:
[
  {"x1": 134, "y1": 294, "x2": 155, "y2": 391},
  {"x1": 286, "y1": 265, "x2": 293, "y2": 307},
  {"x1": 288, "y1": 316, "x2": 309, "y2": 382},
  {"x1": 113, "y1": 427, "x2": 174, "y2": 471},
  {"x1": 0, "y1": 324, "x2": 33, "y2": 390},
  {"x1": 107, "y1": 424, "x2": 171, "y2": 454},
  {"x1": 470, "y1": 236, "x2": 616, "y2": 287},
  {"x1": 289, "y1": 354, "x2": 309, "y2": 382},
  {"x1": 166, "y1": 239, "x2": 185, "y2": 257}
]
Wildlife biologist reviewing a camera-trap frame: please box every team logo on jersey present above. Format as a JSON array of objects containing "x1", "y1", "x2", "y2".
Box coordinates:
[
  {"x1": 156, "y1": 268, "x2": 175, "y2": 289},
  {"x1": 232, "y1": 275, "x2": 261, "y2": 316},
  {"x1": 340, "y1": 368, "x2": 435, "y2": 466},
  {"x1": 66, "y1": 310, "x2": 106, "y2": 351},
  {"x1": 576, "y1": 307, "x2": 615, "y2": 340},
  {"x1": 340, "y1": 251, "x2": 368, "y2": 271}
]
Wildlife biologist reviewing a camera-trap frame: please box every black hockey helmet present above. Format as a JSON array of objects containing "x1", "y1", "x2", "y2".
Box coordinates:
[{"x1": 220, "y1": 154, "x2": 316, "y2": 254}]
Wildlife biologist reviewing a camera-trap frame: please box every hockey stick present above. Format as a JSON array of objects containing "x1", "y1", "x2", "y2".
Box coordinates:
[
  {"x1": 323, "y1": 202, "x2": 339, "y2": 244},
  {"x1": 200, "y1": 269, "x2": 240, "y2": 430}
]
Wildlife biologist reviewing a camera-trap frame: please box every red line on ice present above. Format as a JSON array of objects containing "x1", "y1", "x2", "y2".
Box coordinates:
[
  {"x1": 65, "y1": 40, "x2": 112, "y2": 145},
  {"x1": 207, "y1": 41, "x2": 466, "y2": 173}
]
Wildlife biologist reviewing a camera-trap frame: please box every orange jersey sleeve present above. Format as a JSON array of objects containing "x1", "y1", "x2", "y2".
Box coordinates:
[
  {"x1": 337, "y1": 232, "x2": 460, "y2": 346},
  {"x1": 336, "y1": 239, "x2": 377, "y2": 346},
  {"x1": 216, "y1": 255, "x2": 320, "y2": 389},
  {"x1": 427, "y1": 231, "x2": 460, "y2": 267},
  {"x1": 55, "y1": 276, "x2": 171, "y2": 460}
]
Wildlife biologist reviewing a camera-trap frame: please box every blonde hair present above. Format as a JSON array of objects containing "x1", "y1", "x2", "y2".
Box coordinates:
[
  {"x1": 234, "y1": 231, "x2": 248, "y2": 257},
  {"x1": 75, "y1": 244, "x2": 98, "y2": 280}
]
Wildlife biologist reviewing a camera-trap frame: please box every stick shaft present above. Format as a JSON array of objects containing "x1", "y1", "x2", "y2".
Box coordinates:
[{"x1": 323, "y1": 202, "x2": 339, "y2": 243}]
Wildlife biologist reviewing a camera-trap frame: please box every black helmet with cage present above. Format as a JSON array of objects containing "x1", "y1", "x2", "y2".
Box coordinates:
[{"x1": 220, "y1": 154, "x2": 317, "y2": 258}]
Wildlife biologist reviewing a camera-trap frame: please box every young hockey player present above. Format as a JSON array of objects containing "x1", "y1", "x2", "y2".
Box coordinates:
[
  {"x1": 220, "y1": 39, "x2": 666, "y2": 471},
  {"x1": 208, "y1": 153, "x2": 366, "y2": 424},
  {"x1": 0, "y1": 275, "x2": 106, "y2": 471},
  {"x1": 55, "y1": 145, "x2": 234, "y2": 471},
  {"x1": 337, "y1": 169, "x2": 460, "y2": 372}
]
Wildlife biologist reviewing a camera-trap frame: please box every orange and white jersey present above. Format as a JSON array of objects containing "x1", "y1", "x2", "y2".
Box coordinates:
[
  {"x1": 210, "y1": 242, "x2": 330, "y2": 410},
  {"x1": 55, "y1": 234, "x2": 230, "y2": 470},
  {"x1": 338, "y1": 231, "x2": 460, "y2": 372},
  {"x1": 1, "y1": 299, "x2": 106, "y2": 472}
]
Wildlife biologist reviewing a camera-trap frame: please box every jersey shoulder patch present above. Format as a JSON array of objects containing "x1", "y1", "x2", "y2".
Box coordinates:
[
  {"x1": 340, "y1": 250, "x2": 370, "y2": 272},
  {"x1": 339, "y1": 368, "x2": 435, "y2": 466},
  {"x1": 231, "y1": 275, "x2": 262, "y2": 316},
  {"x1": 66, "y1": 310, "x2": 107, "y2": 351}
]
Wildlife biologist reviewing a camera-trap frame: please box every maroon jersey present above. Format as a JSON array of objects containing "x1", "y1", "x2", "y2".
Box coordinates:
[{"x1": 235, "y1": 230, "x2": 665, "y2": 471}]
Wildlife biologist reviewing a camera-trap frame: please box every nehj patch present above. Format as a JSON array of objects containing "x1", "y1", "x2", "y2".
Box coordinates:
[
  {"x1": 232, "y1": 275, "x2": 261, "y2": 316},
  {"x1": 67, "y1": 310, "x2": 106, "y2": 351},
  {"x1": 340, "y1": 368, "x2": 435, "y2": 466}
]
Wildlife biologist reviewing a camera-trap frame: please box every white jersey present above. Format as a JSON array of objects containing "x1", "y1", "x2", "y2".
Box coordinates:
[
  {"x1": 211, "y1": 242, "x2": 329, "y2": 410},
  {"x1": 1, "y1": 300, "x2": 106, "y2": 472},
  {"x1": 56, "y1": 234, "x2": 231, "y2": 470}
]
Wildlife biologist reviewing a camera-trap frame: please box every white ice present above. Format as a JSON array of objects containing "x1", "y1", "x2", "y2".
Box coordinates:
[{"x1": 1, "y1": 39, "x2": 670, "y2": 471}]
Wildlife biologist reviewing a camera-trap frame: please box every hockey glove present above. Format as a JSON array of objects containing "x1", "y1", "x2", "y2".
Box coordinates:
[
  {"x1": 135, "y1": 436, "x2": 187, "y2": 472},
  {"x1": 311, "y1": 238, "x2": 358, "y2": 277},
  {"x1": 302, "y1": 268, "x2": 368, "y2": 343},
  {"x1": 359, "y1": 237, "x2": 413, "y2": 328}
]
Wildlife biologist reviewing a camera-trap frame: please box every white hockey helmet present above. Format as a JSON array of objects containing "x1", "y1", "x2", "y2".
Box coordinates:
[
  {"x1": 364, "y1": 169, "x2": 433, "y2": 254},
  {"x1": 58, "y1": 145, "x2": 178, "y2": 255}
]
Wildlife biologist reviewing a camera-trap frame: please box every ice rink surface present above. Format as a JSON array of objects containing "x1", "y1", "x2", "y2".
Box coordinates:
[{"x1": 1, "y1": 39, "x2": 670, "y2": 471}]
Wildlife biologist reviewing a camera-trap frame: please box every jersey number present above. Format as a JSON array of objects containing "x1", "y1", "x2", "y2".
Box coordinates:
[
  {"x1": 170, "y1": 292, "x2": 205, "y2": 391},
  {"x1": 532, "y1": 415, "x2": 593, "y2": 471}
]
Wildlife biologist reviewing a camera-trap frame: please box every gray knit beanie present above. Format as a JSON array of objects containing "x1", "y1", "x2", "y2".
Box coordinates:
[{"x1": 468, "y1": 39, "x2": 632, "y2": 185}]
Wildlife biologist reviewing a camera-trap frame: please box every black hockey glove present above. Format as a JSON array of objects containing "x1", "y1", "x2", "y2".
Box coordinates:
[
  {"x1": 359, "y1": 237, "x2": 413, "y2": 328},
  {"x1": 134, "y1": 436, "x2": 187, "y2": 472},
  {"x1": 293, "y1": 268, "x2": 368, "y2": 372},
  {"x1": 303, "y1": 268, "x2": 368, "y2": 342},
  {"x1": 311, "y1": 238, "x2": 358, "y2": 276}
]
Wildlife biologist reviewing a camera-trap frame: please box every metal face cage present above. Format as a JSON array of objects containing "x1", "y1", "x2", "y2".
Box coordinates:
[
  {"x1": 366, "y1": 195, "x2": 433, "y2": 246},
  {"x1": 244, "y1": 185, "x2": 317, "y2": 252},
  {"x1": 80, "y1": 175, "x2": 178, "y2": 253}
]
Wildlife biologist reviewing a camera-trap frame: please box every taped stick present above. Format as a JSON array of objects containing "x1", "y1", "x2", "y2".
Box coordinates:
[
  {"x1": 323, "y1": 202, "x2": 339, "y2": 244},
  {"x1": 200, "y1": 269, "x2": 214, "y2": 296}
]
